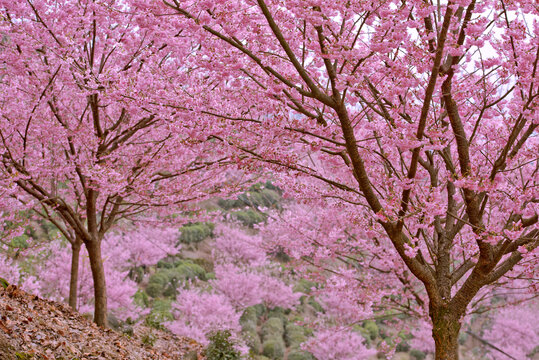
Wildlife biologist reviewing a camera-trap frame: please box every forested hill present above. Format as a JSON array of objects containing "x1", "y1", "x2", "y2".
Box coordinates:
[{"x1": 0, "y1": 284, "x2": 204, "y2": 360}]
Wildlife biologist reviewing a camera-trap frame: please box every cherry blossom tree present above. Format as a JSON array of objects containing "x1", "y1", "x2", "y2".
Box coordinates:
[
  {"x1": 134, "y1": 0, "x2": 538, "y2": 358},
  {"x1": 24, "y1": 224, "x2": 178, "y2": 320},
  {"x1": 483, "y1": 299, "x2": 539, "y2": 359},
  {"x1": 303, "y1": 328, "x2": 377, "y2": 360},
  {"x1": 27, "y1": 237, "x2": 140, "y2": 320},
  {"x1": 0, "y1": 0, "x2": 231, "y2": 326},
  {"x1": 167, "y1": 224, "x2": 299, "y2": 346}
]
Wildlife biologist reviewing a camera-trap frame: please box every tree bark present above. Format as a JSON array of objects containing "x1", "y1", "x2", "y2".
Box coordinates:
[
  {"x1": 431, "y1": 306, "x2": 461, "y2": 360},
  {"x1": 85, "y1": 238, "x2": 108, "y2": 327},
  {"x1": 68, "y1": 237, "x2": 82, "y2": 310}
]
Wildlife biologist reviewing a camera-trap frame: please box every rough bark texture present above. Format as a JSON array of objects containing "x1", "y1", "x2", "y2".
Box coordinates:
[
  {"x1": 431, "y1": 306, "x2": 461, "y2": 360},
  {"x1": 85, "y1": 239, "x2": 108, "y2": 327},
  {"x1": 68, "y1": 238, "x2": 82, "y2": 310}
]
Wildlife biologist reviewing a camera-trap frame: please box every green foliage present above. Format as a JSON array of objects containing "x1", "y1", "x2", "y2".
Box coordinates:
[
  {"x1": 293, "y1": 279, "x2": 316, "y2": 294},
  {"x1": 128, "y1": 266, "x2": 146, "y2": 283},
  {"x1": 285, "y1": 324, "x2": 306, "y2": 348},
  {"x1": 261, "y1": 337, "x2": 285, "y2": 360},
  {"x1": 205, "y1": 330, "x2": 241, "y2": 360},
  {"x1": 206, "y1": 272, "x2": 216, "y2": 280},
  {"x1": 174, "y1": 261, "x2": 206, "y2": 280},
  {"x1": 148, "y1": 272, "x2": 169, "y2": 287},
  {"x1": 240, "y1": 307, "x2": 259, "y2": 333},
  {"x1": 306, "y1": 297, "x2": 324, "y2": 313},
  {"x1": 191, "y1": 258, "x2": 214, "y2": 273},
  {"x1": 179, "y1": 222, "x2": 214, "y2": 244},
  {"x1": 146, "y1": 260, "x2": 206, "y2": 298},
  {"x1": 362, "y1": 320, "x2": 379, "y2": 341},
  {"x1": 261, "y1": 318, "x2": 284, "y2": 341},
  {"x1": 395, "y1": 341, "x2": 410, "y2": 352},
  {"x1": 218, "y1": 181, "x2": 282, "y2": 211},
  {"x1": 267, "y1": 307, "x2": 288, "y2": 323},
  {"x1": 262, "y1": 181, "x2": 282, "y2": 195},
  {"x1": 133, "y1": 290, "x2": 150, "y2": 308},
  {"x1": 243, "y1": 329, "x2": 262, "y2": 355},
  {"x1": 15, "y1": 353, "x2": 33, "y2": 360},
  {"x1": 10, "y1": 235, "x2": 29, "y2": 249},
  {"x1": 156, "y1": 259, "x2": 174, "y2": 269},
  {"x1": 252, "y1": 304, "x2": 266, "y2": 318},
  {"x1": 141, "y1": 332, "x2": 157, "y2": 347},
  {"x1": 231, "y1": 209, "x2": 266, "y2": 228},
  {"x1": 410, "y1": 349, "x2": 426, "y2": 360},
  {"x1": 145, "y1": 299, "x2": 173, "y2": 329},
  {"x1": 237, "y1": 189, "x2": 280, "y2": 209},
  {"x1": 145, "y1": 283, "x2": 163, "y2": 298},
  {"x1": 146, "y1": 272, "x2": 168, "y2": 298},
  {"x1": 287, "y1": 350, "x2": 314, "y2": 360},
  {"x1": 217, "y1": 198, "x2": 245, "y2": 210},
  {"x1": 0, "y1": 277, "x2": 8, "y2": 289}
]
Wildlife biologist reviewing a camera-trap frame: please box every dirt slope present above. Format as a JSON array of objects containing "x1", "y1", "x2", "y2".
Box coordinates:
[{"x1": 0, "y1": 284, "x2": 203, "y2": 360}]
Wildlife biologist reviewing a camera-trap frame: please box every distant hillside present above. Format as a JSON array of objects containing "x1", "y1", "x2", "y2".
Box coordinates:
[{"x1": 0, "y1": 284, "x2": 203, "y2": 360}]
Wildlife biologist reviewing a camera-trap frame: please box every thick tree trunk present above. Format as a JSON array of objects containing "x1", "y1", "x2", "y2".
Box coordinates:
[
  {"x1": 431, "y1": 307, "x2": 461, "y2": 360},
  {"x1": 68, "y1": 238, "x2": 82, "y2": 310},
  {"x1": 85, "y1": 239, "x2": 108, "y2": 327}
]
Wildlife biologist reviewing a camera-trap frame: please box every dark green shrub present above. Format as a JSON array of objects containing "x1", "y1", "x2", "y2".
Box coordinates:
[
  {"x1": 206, "y1": 272, "x2": 216, "y2": 280},
  {"x1": 395, "y1": 341, "x2": 410, "y2": 352},
  {"x1": 362, "y1": 320, "x2": 379, "y2": 341},
  {"x1": 232, "y1": 209, "x2": 266, "y2": 227},
  {"x1": 145, "y1": 299, "x2": 173, "y2": 329},
  {"x1": 253, "y1": 304, "x2": 266, "y2": 318},
  {"x1": 156, "y1": 259, "x2": 174, "y2": 269},
  {"x1": 293, "y1": 279, "x2": 316, "y2": 294},
  {"x1": 148, "y1": 271, "x2": 169, "y2": 286},
  {"x1": 147, "y1": 261, "x2": 206, "y2": 298},
  {"x1": 261, "y1": 317, "x2": 284, "y2": 341},
  {"x1": 174, "y1": 261, "x2": 206, "y2": 280},
  {"x1": 267, "y1": 307, "x2": 288, "y2": 323},
  {"x1": 146, "y1": 271, "x2": 169, "y2": 297},
  {"x1": 218, "y1": 181, "x2": 281, "y2": 211},
  {"x1": 285, "y1": 324, "x2": 306, "y2": 348},
  {"x1": 179, "y1": 222, "x2": 214, "y2": 244},
  {"x1": 410, "y1": 349, "x2": 426, "y2": 360},
  {"x1": 10, "y1": 234, "x2": 29, "y2": 249},
  {"x1": 205, "y1": 330, "x2": 241, "y2": 360},
  {"x1": 191, "y1": 257, "x2": 214, "y2": 273},
  {"x1": 263, "y1": 181, "x2": 282, "y2": 195},
  {"x1": 145, "y1": 282, "x2": 164, "y2": 298},
  {"x1": 252, "y1": 356, "x2": 271, "y2": 360},
  {"x1": 243, "y1": 329, "x2": 262, "y2": 354},
  {"x1": 307, "y1": 297, "x2": 324, "y2": 313},
  {"x1": 238, "y1": 190, "x2": 279, "y2": 209},
  {"x1": 133, "y1": 290, "x2": 150, "y2": 307},
  {"x1": 240, "y1": 307, "x2": 258, "y2": 333},
  {"x1": 217, "y1": 198, "x2": 245, "y2": 210},
  {"x1": 287, "y1": 350, "x2": 314, "y2": 360},
  {"x1": 128, "y1": 266, "x2": 146, "y2": 283},
  {"x1": 262, "y1": 337, "x2": 285, "y2": 360}
]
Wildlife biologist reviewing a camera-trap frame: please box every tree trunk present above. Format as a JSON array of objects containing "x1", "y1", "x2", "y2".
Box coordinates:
[
  {"x1": 431, "y1": 307, "x2": 461, "y2": 360},
  {"x1": 85, "y1": 238, "x2": 108, "y2": 327},
  {"x1": 68, "y1": 238, "x2": 82, "y2": 310}
]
